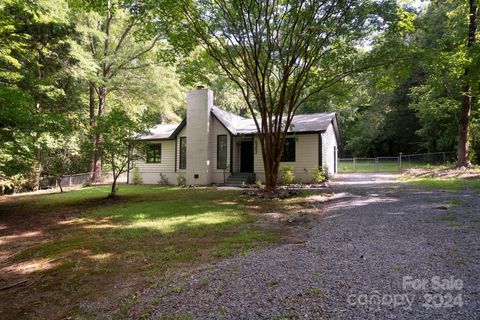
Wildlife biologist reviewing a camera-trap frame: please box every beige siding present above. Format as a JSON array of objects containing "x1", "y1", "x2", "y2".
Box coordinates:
[
  {"x1": 209, "y1": 116, "x2": 231, "y2": 184},
  {"x1": 254, "y1": 133, "x2": 320, "y2": 183},
  {"x1": 321, "y1": 122, "x2": 338, "y2": 176},
  {"x1": 130, "y1": 140, "x2": 177, "y2": 184}
]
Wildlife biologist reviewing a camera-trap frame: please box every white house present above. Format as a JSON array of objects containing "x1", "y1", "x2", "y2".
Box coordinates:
[{"x1": 130, "y1": 87, "x2": 340, "y2": 185}]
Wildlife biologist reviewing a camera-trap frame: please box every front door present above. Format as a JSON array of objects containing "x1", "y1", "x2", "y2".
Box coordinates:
[{"x1": 240, "y1": 140, "x2": 254, "y2": 172}]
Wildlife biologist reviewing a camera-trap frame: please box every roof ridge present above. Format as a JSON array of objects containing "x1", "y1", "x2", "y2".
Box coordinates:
[{"x1": 212, "y1": 105, "x2": 249, "y2": 120}]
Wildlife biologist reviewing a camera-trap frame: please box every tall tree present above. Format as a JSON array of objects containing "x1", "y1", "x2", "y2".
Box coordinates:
[
  {"x1": 406, "y1": 0, "x2": 479, "y2": 164},
  {"x1": 457, "y1": 0, "x2": 478, "y2": 167},
  {"x1": 0, "y1": 0, "x2": 81, "y2": 190},
  {"x1": 73, "y1": 0, "x2": 167, "y2": 181},
  {"x1": 171, "y1": 0, "x2": 397, "y2": 191}
]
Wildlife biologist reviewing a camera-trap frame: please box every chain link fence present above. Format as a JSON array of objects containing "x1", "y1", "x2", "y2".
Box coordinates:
[
  {"x1": 338, "y1": 152, "x2": 457, "y2": 173},
  {"x1": 40, "y1": 171, "x2": 127, "y2": 190}
]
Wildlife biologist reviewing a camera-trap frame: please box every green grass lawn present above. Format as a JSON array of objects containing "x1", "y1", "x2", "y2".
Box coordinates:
[
  {"x1": 0, "y1": 185, "x2": 308, "y2": 319},
  {"x1": 338, "y1": 161, "x2": 449, "y2": 173}
]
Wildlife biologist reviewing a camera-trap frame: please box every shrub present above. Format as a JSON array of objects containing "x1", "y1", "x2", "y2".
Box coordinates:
[
  {"x1": 132, "y1": 166, "x2": 143, "y2": 185},
  {"x1": 312, "y1": 167, "x2": 326, "y2": 183},
  {"x1": 158, "y1": 173, "x2": 170, "y2": 185},
  {"x1": 280, "y1": 165, "x2": 295, "y2": 184},
  {"x1": 177, "y1": 173, "x2": 186, "y2": 186},
  {"x1": 323, "y1": 166, "x2": 330, "y2": 180}
]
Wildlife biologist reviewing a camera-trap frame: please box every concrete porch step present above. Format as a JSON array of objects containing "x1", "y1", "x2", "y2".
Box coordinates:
[{"x1": 225, "y1": 172, "x2": 255, "y2": 185}]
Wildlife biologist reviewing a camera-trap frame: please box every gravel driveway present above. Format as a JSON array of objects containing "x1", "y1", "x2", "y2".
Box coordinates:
[{"x1": 124, "y1": 173, "x2": 480, "y2": 319}]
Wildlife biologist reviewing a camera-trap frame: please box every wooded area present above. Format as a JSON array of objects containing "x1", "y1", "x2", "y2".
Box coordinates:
[{"x1": 1, "y1": 0, "x2": 478, "y2": 193}]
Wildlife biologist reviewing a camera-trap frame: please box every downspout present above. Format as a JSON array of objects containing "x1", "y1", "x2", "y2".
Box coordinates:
[
  {"x1": 318, "y1": 133, "x2": 323, "y2": 168},
  {"x1": 230, "y1": 134, "x2": 233, "y2": 174},
  {"x1": 175, "y1": 137, "x2": 177, "y2": 173}
]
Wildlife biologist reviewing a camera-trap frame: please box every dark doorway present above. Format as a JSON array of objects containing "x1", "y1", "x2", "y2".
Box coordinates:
[{"x1": 240, "y1": 140, "x2": 254, "y2": 172}]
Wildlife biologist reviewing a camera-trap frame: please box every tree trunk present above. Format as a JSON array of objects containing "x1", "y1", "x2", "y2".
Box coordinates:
[
  {"x1": 457, "y1": 0, "x2": 477, "y2": 167},
  {"x1": 33, "y1": 146, "x2": 42, "y2": 191},
  {"x1": 261, "y1": 133, "x2": 282, "y2": 192},
  {"x1": 110, "y1": 156, "x2": 117, "y2": 197},
  {"x1": 33, "y1": 102, "x2": 42, "y2": 191},
  {"x1": 58, "y1": 178, "x2": 64, "y2": 193},
  {"x1": 110, "y1": 178, "x2": 117, "y2": 197},
  {"x1": 89, "y1": 84, "x2": 97, "y2": 180},
  {"x1": 93, "y1": 86, "x2": 107, "y2": 182},
  {"x1": 457, "y1": 84, "x2": 472, "y2": 167}
]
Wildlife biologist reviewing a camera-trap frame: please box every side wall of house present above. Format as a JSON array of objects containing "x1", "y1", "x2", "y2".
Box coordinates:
[
  {"x1": 129, "y1": 140, "x2": 177, "y2": 184},
  {"x1": 321, "y1": 122, "x2": 338, "y2": 176},
  {"x1": 253, "y1": 133, "x2": 320, "y2": 183},
  {"x1": 209, "y1": 116, "x2": 231, "y2": 184}
]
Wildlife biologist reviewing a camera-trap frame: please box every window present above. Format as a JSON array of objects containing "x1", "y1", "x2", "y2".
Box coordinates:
[
  {"x1": 281, "y1": 137, "x2": 296, "y2": 162},
  {"x1": 146, "y1": 144, "x2": 161, "y2": 163},
  {"x1": 179, "y1": 137, "x2": 187, "y2": 169},
  {"x1": 217, "y1": 135, "x2": 228, "y2": 169}
]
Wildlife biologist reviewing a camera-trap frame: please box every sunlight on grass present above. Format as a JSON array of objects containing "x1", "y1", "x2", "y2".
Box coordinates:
[
  {"x1": 403, "y1": 177, "x2": 480, "y2": 190},
  {"x1": 4, "y1": 258, "x2": 61, "y2": 275},
  {"x1": 90, "y1": 211, "x2": 247, "y2": 234}
]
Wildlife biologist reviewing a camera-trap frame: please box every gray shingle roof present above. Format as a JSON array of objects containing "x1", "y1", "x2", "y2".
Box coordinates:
[
  {"x1": 212, "y1": 106, "x2": 336, "y2": 135},
  {"x1": 138, "y1": 107, "x2": 338, "y2": 140},
  {"x1": 137, "y1": 123, "x2": 179, "y2": 140}
]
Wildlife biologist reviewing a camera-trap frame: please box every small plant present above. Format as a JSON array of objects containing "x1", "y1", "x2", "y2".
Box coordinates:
[
  {"x1": 306, "y1": 287, "x2": 325, "y2": 298},
  {"x1": 200, "y1": 277, "x2": 209, "y2": 286},
  {"x1": 158, "y1": 173, "x2": 169, "y2": 185},
  {"x1": 280, "y1": 165, "x2": 295, "y2": 185},
  {"x1": 312, "y1": 167, "x2": 326, "y2": 183},
  {"x1": 267, "y1": 278, "x2": 279, "y2": 286},
  {"x1": 132, "y1": 166, "x2": 143, "y2": 185},
  {"x1": 276, "y1": 308, "x2": 300, "y2": 320},
  {"x1": 448, "y1": 199, "x2": 465, "y2": 206},
  {"x1": 448, "y1": 222, "x2": 464, "y2": 228},
  {"x1": 322, "y1": 165, "x2": 330, "y2": 180},
  {"x1": 433, "y1": 215, "x2": 456, "y2": 222},
  {"x1": 172, "y1": 286, "x2": 184, "y2": 294},
  {"x1": 177, "y1": 173, "x2": 186, "y2": 186},
  {"x1": 391, "y1": 264, "x2": 401, "y2": 271}
]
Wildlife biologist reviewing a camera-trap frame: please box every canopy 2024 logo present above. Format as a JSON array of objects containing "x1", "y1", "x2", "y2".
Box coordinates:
[{"x1": 347, "y1": 276, "x2": 464, "y2": 310}]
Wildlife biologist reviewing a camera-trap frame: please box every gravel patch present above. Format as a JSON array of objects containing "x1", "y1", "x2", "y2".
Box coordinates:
[{"x1": 121, "y1": 173, "x2": 480, "y2": 319}]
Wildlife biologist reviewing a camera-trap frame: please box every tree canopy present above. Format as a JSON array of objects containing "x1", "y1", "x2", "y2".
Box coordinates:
[{"x1": 0, "y1": 0, "x2": 479, "y2": 193}]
